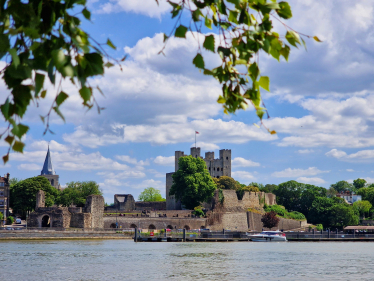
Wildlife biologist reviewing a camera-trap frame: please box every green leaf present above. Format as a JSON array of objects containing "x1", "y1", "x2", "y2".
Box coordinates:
[
  {"x1": 41, "y1": 90, "x2": 47, "y2": 99},
  {"x1": 163, "y1": 33, "x2": 169, "y2": 42},
  {"x1": 105, "y1": 62, "x2": 114, "y2": 68},
  {"x1": 249, "y1": 63, "x2": 259, "y2": 82},
  {"x1": 256, "y1": 110, "x2": 265, "y2": 120},
  {"x1": 203, "y1": 35, "x2": 215, "y2": 53},
  {"x1": 1, "y1": 98, "x2": 10, "y2": 119},
  {"x1": 79, "y1": 86, "x2": 92, "y2": 103},
  {"x1": 9, "y1": 48, "x2": 20, "y2": 68},
  {"x1": 280, "y1": 45, "x2": 290, "y2": 61},
  {"x1": 12, "y1": 123, "x2": 29, "y2": 138},
  {"x1": 301, "y1": 37, "x2": 307, "y2": 51},
  {"x1": 82, "y1": 8, "x2": 91, "y2": 20},
  {"x1": 259, "y1": 76, "x2": 270, "y2": 91},
  {"x1": 276, "y1": 2, "x2": 292, "y2": 19},
  {"x1": 4, "y1": 136, "x2": 14, "y2": 145},
  {"x1": 3, "y1": 155, "x2": 9, "y2": 164},
  {"x1": 52, "y1": 49, "x2": 66, "y2": 68},
  {"x1": 12, "y1": 141, "x2": 25, "y2": 153},
  {"x1": 53, "y1": 106, "x2": 65, "y2": 122},
  {"x1": 217, "y1": 96, "x2": 226, "y2": 104},
  {"x1": 56, "y1": 91, "x2": 69, "y2": 106},
  {"x1": 34, "y1": 73, "x2": 45, "y2": 96},
  {"x1": 107, "y1": 38, "x2": 116, "y2": 50},
  {"x1": 193, "y1": 54, "x2": 205, "y2": 69},
  {"x1": 313, "y1": 36, "x2": 322, "y2": 42},
  {"x1": 205, "y1": 18, "x2": 212, "y2": 29},
  {"x1": 175, "y1": 25, "x2": 188, "y2": 38},
  {"x1": 285, "y1": 31, "x2": 301, "y2": 48},
  {"x1": 0, "y1": 34, "x2": 10, "y2": 52}
]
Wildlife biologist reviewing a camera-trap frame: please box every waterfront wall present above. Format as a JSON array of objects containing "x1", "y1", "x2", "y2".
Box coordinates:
[
  {"x1": 247, "y1": 212, "x2": 307, "y2": 231},
  {"x1": 103, "y1": 217, "x2": 206, "y2": 230}
]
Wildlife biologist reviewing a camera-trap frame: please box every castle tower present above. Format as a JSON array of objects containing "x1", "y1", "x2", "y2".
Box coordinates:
[
  {"x1": 166, "y1": 147, "x2": 232, "y2": 209},
  {"x1": 40, "y1": 145, "x2": 60, "y2": 189}
]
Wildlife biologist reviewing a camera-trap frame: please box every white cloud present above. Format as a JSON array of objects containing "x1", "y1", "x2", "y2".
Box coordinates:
[
  {"x1": 296, "y1": 177, "x2": 326, "y2": 185},
  {"x1": 326, "y1": 149, "x2": 347, "y2": 159},
  {"x1": 97, "y1": 0, "x2": 170, "y2": 18},
  {"x1": 192, "y1": 142, "x2": 220, "y2": 151},
  {"x1": 346, "y1": 169, "x2": 354, "y2": 172},
  {"x1": 17, "y1": 163, "x2": 40, "y2": 171},
  {"x1": 325, "y1": 149, "x2": 374, "y2": 162},
  {"x1": 232, "y1": 157, "x2": 260, "y2": 167},
  {"x1": 232, "y1": 171, "x2": 255, "y2": 182},
  {"x1": 297, "y1": 149, "x2": 314, "y2": 154},
  {"x1": 272, "y1": 167, "x2": 329, "y2": 178},
  {"x1": 130, "y1": 179, "x2": 164, "y2": 191},
  {"x1": 154, "y1": 156, "x2": 175, "y2": 166},
  {"x1": 115, "y1": 155, "x2": 149, "y2": 166}
]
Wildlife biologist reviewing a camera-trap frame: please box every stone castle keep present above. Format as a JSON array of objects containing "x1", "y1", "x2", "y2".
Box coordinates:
[{"x1": 166, "y1": 147, "x2": 232, "y2": 210}]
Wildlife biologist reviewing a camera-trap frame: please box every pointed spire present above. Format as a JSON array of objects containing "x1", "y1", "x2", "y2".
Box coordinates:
[{"x1": 41, "y1": 145, "x2": 55, "y2": 175}]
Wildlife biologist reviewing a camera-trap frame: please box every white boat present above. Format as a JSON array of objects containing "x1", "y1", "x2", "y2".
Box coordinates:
[{"x1": 247, "y1": 231, "x2": 287, "y2": 242}]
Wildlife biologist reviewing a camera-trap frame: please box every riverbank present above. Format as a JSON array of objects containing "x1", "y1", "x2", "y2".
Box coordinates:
[{"x1": 0, "y1": 230, "x2": 132, "y2": 240}]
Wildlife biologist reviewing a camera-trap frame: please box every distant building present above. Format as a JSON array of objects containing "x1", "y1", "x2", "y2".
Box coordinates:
[
  {"x1": 166, "y1": 147, "x2": 232, "y2": 210},
  {"x1": 40, "y1": 145, "x2": 60, "y2": 190},
  {"x1": 0, "y1": 173, "x2": 10, "y2": 222},
  {"x1": 337, "y1": 192, "x2": 362, "y2": 204}
]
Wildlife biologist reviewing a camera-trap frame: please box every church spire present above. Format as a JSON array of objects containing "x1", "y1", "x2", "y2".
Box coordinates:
[{"x1": 41, "y1": 145, "x2": 55, "y2": 175}]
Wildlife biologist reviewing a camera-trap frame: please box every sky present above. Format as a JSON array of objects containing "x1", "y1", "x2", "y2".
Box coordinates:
[{"x1": 2, "y1": 0, "x2": 374, "y2": 203}]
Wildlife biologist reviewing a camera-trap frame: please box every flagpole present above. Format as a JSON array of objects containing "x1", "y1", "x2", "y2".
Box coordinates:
[{"x1": 195, "y1": 131, "x2": 196, "y2": 148}]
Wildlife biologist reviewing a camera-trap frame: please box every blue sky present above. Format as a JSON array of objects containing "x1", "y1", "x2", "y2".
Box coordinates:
[{"x1": 2, "y1": 0, "x2": 374, "y2": 203}]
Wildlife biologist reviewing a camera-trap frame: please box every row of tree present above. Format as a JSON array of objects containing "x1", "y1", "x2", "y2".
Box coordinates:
[{"x1": 10, "y1": 177, "x2": 102, "y2": 218}]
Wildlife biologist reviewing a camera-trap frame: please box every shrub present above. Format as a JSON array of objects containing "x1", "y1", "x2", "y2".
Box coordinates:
[
  {"x1": 264, "y1": 205, "x2": 286, "y2": 217},
  {"x1": 261, "y1": 211, "x2": 280, "y2": 229},
  {"x1": 316, "y1": 224, "x2": 323, "y2": 231},
  {"x1": 247, "y1": 208, "x2": 262, "y2": 214},
  {"x1": 286, "y1": 211, "x2": 306, "y2": 220},
  {"x1": 6, "y1": 216, "x2": 14, "y2": 225},
  {"x1": 193, "y1": 206, "x2": 205, "y2": 217}
]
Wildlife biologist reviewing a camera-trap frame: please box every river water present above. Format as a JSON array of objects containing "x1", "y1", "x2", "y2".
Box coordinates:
[{"x1": 1, "y1": 240, "x2": 373, "y2": 280}]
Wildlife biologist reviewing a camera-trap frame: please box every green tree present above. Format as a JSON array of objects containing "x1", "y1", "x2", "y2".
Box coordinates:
[
  {"x1": 353, "y1": 200, "x2": 372, "y2": 218},
  {"x1": 10, "y1": 176, "x2": 59, "y2": 217},
  {"x1": 0, "y1": 0, "x2": 320, "y2": 162},
  {"x1": 248, "y1": 182, "x2": 264, "y2": 189},
  {"x1": 169, "y1": 156, "x2": 216, "y2": 209},
  {"x1": 353, "y1": 178, "x2": 367, "y2": 190},
  {"x1": 138, "y1": 187, "x2": 165, "y2": 202},
  {"x1": 9, "y1": 178, "x2": 20, "y2": 187},
  {"x1": 330, "y1": 180, "x2": 355, "y2": 193},
  {"x1": 328, "y1": 204, "x2": 359, "y2": 229},
  {"x1": 215, "y1": 176, "x2": 240, "y2": 190},
  {"x1": 57, "y1": 181, "x2": 102, "y2": 207},
  {"x1": 326, "y1": 187, "x2": 337, "y2": 198},
  {"x1": 357, "y1": 187, "x2": 374, "y2": 206},
  {"x1": 273, "y1": 180, "x2": 305, "y2": 212},
  {"x1": 0, "y1": 212, "x2": 3, "y2": 225},
  {"x1": 260, "y1": 184, "x2": 278, "y2": 193}
]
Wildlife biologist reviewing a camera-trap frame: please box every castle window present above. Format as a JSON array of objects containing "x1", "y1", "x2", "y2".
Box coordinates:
[
  {"x1": 213, "y1": 167, "x2": 215, "y2": 171},
  {"x1": 221, "y1": 168, "x2": 223, "y2": 171},
  {"x1": 209, "y1": 167, "x2": 211, "y2": 171},
  {"x1": 51, "y1": 179, "x2": 54, "y2": 186},
  {"x1": 226, "y1": 157, "x2": 228, "y2": 160},
  {"x1": 217, "y1": 176, "x2": 220, "y2": 178}
]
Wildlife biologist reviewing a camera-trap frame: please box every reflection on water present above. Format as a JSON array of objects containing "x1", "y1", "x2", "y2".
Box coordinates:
[{"x1": 1, "y1": 240, "x2": 374, "y2": 280}]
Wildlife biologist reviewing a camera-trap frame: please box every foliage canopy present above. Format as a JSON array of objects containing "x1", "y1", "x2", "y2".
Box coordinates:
[
  {"x1": 0, "y1": 0, "x2": 320, "y2": 162},
  {"x1": 169, "y1": 155, "x2": 216, "y2": 209},
  {"x1": 10, "y1": 176, "x2": 59, "y2": 216},
  {"x1": 138, "y1": 187, "x2": 165, "y2": 202},
  {"x1": 57, "y1": 181, "x2": 102, "y2": 207},
  {"x1": 261, "y1": 211, "x2": 279, "y2": 229}
]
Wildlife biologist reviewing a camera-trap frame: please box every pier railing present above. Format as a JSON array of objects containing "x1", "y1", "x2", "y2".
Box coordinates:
[{"x1": 285, "y1": 230, "x2": 374, "y2": 239}]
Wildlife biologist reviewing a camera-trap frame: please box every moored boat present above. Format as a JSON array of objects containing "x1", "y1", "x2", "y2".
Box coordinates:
[{"x1": 247, "y1": 231, "x2": 287, "y2": 242}]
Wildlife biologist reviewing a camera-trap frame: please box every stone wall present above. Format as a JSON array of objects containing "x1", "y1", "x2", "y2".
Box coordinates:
[
  {"x1": 247, "y1": 211, "x2": 306, "y2": 231},
  {"x1": 207, "y1": 212, "x2": 248, "y2": 231},
  {"x1": 85, "y1": 195, "x2": 104, "y2": 228},
  {"x1": 28, "y1": 207, "x2": 71, "y2": 228},
  {"x1": 35, "y1": 190, "x2": 45, "y2": 209},
  {"x1": 103, "y1": 217, "x2": 206, "y2": 230},
  {"x1": 135, "y1": 201, "x2": 166, "y2": 211},
  {"x1": 70, "y1": 213, "x2": 92, "y2": 228}
]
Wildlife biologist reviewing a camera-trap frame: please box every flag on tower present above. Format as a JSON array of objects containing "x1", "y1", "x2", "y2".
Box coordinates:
[{"x1": 195, "y1": 131, "x2": 199, "y2": 134}]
